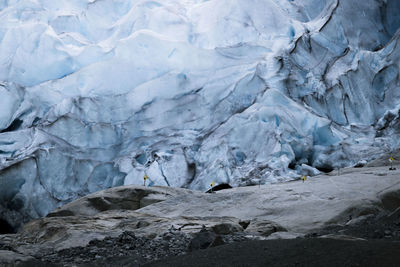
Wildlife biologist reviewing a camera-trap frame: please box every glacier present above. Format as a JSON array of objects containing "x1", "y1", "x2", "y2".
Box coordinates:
[{"x1": 0, "y1": 0, "x2": 400, "y2": 231}]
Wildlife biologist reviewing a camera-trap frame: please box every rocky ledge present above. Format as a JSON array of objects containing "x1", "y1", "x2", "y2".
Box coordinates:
[{"x1": 1, "y1": 164, "x2": 400, "y2": 266}]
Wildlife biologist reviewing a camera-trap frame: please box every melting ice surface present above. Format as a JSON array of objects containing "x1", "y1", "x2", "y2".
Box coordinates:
[{"x1": 0, "y1": 0, "x2": 400, "y2": 229}]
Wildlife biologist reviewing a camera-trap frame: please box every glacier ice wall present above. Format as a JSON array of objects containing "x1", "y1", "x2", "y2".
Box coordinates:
[{"x1": 0, "y1": 0, "x2": 400, "y2": 230}]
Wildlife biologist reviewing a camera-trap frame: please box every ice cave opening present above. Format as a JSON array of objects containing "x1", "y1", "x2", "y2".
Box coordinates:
[{"x1": 0, "y1": 218, "x2": 15, "y2": 234}]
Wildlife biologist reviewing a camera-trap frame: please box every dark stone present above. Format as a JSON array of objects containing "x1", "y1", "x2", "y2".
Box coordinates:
[
  {"x1": 189, "y1": 228, "x2": 217, "y2": 251},
  {"x1": 380, "y1": 190, "x2": 400, "y2": 211},
  {"x1": 210, "y1": 235, "x2": 225, "y2": 247},
  {"x1": 212, "y1": 223, "x2": 241, "y2": 235},
  {"x1": 239, "y1": 220, "x2": 251, "y2": 229}
]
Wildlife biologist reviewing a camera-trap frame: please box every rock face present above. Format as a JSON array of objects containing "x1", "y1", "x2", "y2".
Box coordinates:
[
  {"x1": 47, "y1": 185, "x2": 195, "y2": 217},
  {"x1": 1, "y1": 166, "x2": 400, "y2": 265},
  {"x1": 0, "y1": 0, "x2": 400, "y2": 231}
]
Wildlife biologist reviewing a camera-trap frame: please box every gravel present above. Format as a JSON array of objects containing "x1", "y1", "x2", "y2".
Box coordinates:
[{"x1": 21, "y1": 226, "x2": 251, "y2": 266}]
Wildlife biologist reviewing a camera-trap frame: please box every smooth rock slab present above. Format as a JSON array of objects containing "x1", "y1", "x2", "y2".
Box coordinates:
[
  {"x1": 139, "y1": 165, "x2": 400, "y2": 233},
  {"x1": 47, "y1": 185, "x2": 197, "y2": 217}
]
